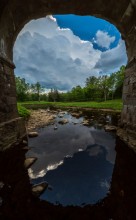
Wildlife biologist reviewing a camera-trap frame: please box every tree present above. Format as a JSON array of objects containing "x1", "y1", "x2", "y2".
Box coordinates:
[
  {"x1": 31, "y1": 82, "x2": 44, "y2": 101},
  {"x1": 48, "y1": 88, "x2": 60, "y2": 102},
  {"x1": 85, "y1": 76, "x2": 99, "y2": 101},
  {"x1": 15, "y1": 76, "x2": 30, "y2": 101},
  {"x1": 99, "y1": 75, "x2": 113, "y2": 101},
  {"x1": 114, "y1": 66, "x2": 125, "y2": 98},
  {"x1": 70, "y1": 86, "x2": 85, "y2": 101},
  {"x1": 108, "y1": 73, "x2": 116, "y2": 99}
]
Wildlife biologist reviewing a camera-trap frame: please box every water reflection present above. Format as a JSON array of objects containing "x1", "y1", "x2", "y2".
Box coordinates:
[
  {"x1": 27, "y1": 112, "x2": 116, "y2": 206},
  {"x1": 1, "y1": 135, "x2": 136, "y2": 219}
]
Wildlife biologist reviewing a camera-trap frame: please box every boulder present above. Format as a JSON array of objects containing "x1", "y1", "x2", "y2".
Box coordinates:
[
  {"x1": 32, "y1": 182, "x2": 48, "y2": 197},
  {"x1": 24, "y1": 157, "x2": 37, "y2": 169},
  {"x1": 28, "y1": 131, "x2": 38, "y2": 137},
  {"x1": 58, "y1": 119, "x2": 69, "y2": 124}
]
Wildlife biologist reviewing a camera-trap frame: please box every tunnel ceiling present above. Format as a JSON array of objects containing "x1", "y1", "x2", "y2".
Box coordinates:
[{"x1": 0, "y1": 0, "x2": 136, "y2": 60}]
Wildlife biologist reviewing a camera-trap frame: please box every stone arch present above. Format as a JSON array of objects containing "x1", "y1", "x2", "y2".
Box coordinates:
[{"x1": 0, "y1": 0, "x2": 136, "y2": 149}]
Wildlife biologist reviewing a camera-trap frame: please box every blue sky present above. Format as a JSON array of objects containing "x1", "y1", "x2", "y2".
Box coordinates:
[
  {"x1": 54, "y1": 15, "x2": 120, "y2": 50},
  {"x1": 13, "y1": 15, "x2": 127, "y2": 91}
]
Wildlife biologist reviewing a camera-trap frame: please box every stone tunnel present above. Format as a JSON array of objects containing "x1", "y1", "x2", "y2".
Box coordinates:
[{"x1": 0, "y1": 0, "x2": 136, "y2": 150}]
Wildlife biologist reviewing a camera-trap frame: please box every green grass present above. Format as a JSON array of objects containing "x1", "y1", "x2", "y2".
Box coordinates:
[
  {"x1": 18, "y1": 99, "x2": 123, "y2": 111},
  {"x1": 17, "y1": 104, "x2": 31, "y2": 118}
]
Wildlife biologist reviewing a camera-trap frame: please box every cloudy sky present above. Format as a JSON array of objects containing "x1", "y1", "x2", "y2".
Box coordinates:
[{"x1": 13, "y1": 15, "x2": 127, "y2": 91}]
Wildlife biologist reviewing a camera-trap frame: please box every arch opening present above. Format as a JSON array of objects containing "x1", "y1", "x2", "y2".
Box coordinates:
[
  {"x1": 13, "y1": 15, "x2": 127, "y2": 102},
  {"x1": 13, "y1": 14, "x2": 127, "y2": 206},
  {"x1": 0, "y1": 1, "x2": 136, "y2": 219},
  {"x1": 1, "y1": 0, "x2": 136, "y2": 151}
]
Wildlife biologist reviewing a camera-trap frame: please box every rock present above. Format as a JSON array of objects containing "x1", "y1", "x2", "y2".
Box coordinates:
[
  {"x1": 59, "y1": 111, "x2": 66, "y2": 115},
  {"x1": 32, "y1": 182, "x2": 48, "y2": 197},
  {"x1": 24, "y1": 157, "x2": 37, "y2": 169},
  {"x1": 22, "y1": 140, "x2": 28, "y2": 145},
  {"x1": 58, "y1": 114, "x2": 63, "y2": 118},
  {"x1": 117, "y1": 128, "x2": 136, "y2": 150},
  {"x1": 28, "y1": 131, "x2": 38, "y2": 137},
  {"x1": 22, "y1": 146, "x2": 31, "y2": 151},
  {"x1": 82, "y1": 120, "x2": 90, "y2": 126},
  {"x1": 40, "y1": 110, "x2": 45, "y2": 113},
  {"x1": 104, "y1": 125, "x2": 117, "y2": 132},
  {"x1": 54, "y1": 126, "x2": 58, "y2": 130},
  {"x1": 58, "y1": 119, "x2": 69, "y2": 124},
  {"x1": 71, "y1": 112, "x2": 81, "y2": 118},
  {"x1": 50, "y1": 115, "x2": 56, "y2": 120}
]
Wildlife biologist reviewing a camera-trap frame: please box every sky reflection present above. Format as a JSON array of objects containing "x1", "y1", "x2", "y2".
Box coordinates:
[{"x1": 27, "y1": 112, "x2": 116, "y2": 205}]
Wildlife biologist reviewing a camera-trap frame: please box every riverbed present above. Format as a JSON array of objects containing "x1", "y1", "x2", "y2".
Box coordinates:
[{"x1": 27, "y1": 110, "x2": 118, "y2": 206}]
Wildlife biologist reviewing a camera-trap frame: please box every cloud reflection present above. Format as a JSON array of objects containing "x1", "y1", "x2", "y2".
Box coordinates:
[
  {"x1": 28, "y1": 160, "x2": 64, "y2": 179},
  {"x1": 88, "y1": 145, "x2": 103, "y2": 156},
  {"x1": 27, "y1": 113, "x2": 116, "y2": 180}
]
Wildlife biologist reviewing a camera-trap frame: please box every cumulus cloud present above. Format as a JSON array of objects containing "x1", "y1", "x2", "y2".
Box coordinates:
[
  {"x1": 13, "y1": 16, "x2": 127, "y2": 91},
  {"x1": 93, "y1": 30, "x2": 115, "y2": 49},
  {"x1": 95, "y1": 39, "x2": 127, "y2": 74},
  {"x1": 94, "y1": 30, "x2": 115, "y2": 49}
]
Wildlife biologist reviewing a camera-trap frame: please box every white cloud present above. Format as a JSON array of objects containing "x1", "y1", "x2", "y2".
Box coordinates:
[
  {"x1": 95, "y1": 39, "x2": 127, "y2": 74},
  {"x1": 13, "y1": 16, "x2": 127, "y2": 91},
  {"x1": 93, "y1": 30, "x2": 115, "y2": 49}
]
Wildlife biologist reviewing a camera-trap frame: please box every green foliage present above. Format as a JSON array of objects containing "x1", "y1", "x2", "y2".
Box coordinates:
[
  {"x1": 15, "y1": 77, "x2": 45, "y2": 102},
  {"x1": 15, "y1": 77, "x2": 30, "y2": 101},
  {"x1": 20, "y1": 99, "x2": 122, "y2": 111},
  {"x1": 16, "y1": 65, "x2": 125, "y2": 103},
  {"x1": 17, "y1": 105, "x2": 30, "y2": 118},
  {"x1": 31, "y1": 82, "x2": 44, "y2": 101},
  {"x1": 48, "y1": 88, "x2": 60, "y2": 102}
]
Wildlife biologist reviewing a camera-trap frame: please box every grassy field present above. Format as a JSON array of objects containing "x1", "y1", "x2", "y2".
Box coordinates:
[{"x1": 19, "y1": 99, "x2": 123, "y2": 111}]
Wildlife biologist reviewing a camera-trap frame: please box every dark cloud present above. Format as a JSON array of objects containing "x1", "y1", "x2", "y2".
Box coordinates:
[{"x1": 95, "y1": 40, "x2": 127, "y2": 74}]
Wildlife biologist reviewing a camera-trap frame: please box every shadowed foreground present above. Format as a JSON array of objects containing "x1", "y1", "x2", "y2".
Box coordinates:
[{"x1": 0, "y1": 137, "x2": 136, "y2": 220}]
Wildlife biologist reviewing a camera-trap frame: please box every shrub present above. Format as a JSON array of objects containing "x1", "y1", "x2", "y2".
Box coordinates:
[{"x1": 17, "y1": 105, "x2": 31, "y2": 119}]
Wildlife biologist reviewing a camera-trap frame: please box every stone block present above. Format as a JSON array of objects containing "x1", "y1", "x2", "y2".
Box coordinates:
[{"x1": 0, "y1": 117, "x2": 26, "y2": 151}]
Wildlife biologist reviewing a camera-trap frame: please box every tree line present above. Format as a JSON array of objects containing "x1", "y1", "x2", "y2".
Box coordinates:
[{"x1": 15, "y1": 65, "x2": 125, "y2": 102}]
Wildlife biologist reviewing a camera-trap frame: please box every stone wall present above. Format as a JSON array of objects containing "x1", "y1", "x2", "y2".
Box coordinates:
[
  {"x1": 0, "y1": 117, "x2": 26, "y2": 151},
  {"x1": 118, "y1": 58, "x2": 136, "y2": 148},
  {"x1": 0, "y1": 55, "x2": 27, "y2": 150},
  {"x1": 0, "y1": 55, "x2": 18, "y2": 123},
  {"x1": 122, "y1": 60, "x2": 136, "y2": 132},
  {"x1": 0, "y1": 0, "x2": 136, "y2": 150}
]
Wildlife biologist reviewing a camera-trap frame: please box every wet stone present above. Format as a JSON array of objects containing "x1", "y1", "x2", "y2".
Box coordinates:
[
  {"x1": 58, "y1": 119, "x2": 69, "y2": 124},
  {"x1": 28, "y1": 131, "x2": 38, "y2": 137},
  {"x1": 24, "y1": 157, "x2": 37, "y2": 169}
]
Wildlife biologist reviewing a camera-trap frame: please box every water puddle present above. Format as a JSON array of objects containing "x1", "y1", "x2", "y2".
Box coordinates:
[{"x1": 27, "y1": 110, "x2": 117, "y2": 206}]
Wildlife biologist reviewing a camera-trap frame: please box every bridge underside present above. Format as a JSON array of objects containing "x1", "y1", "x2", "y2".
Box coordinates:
[{"x1": 0, "y1": 0, "x2": 136, "y2": 150}]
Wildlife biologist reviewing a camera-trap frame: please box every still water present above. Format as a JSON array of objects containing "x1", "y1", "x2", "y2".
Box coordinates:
[{"x1": 27, "y1": 111, "x2": 116, "y2": 206}]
